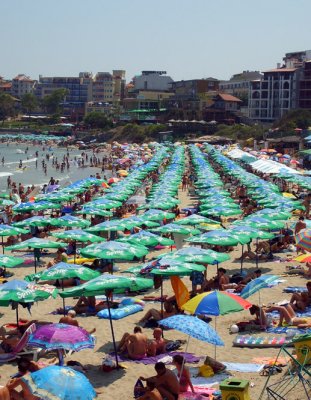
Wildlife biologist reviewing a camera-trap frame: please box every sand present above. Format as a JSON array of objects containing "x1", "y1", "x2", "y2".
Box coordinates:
[{"x1": 0, "y1": 187, "x2": 309, "y2": 400}]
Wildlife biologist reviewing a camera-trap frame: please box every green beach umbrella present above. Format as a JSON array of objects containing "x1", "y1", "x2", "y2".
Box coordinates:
[
  {"x1": 49, "y1": 215, "x2": 91, "y2": 229},
  {"x1": 0, "y1": 254, "x2": 24, "y2": 268},
  {"x1": 80, "y1": 241, "x2": 149, "y2": 261},
  {"x1": 0, "y1": 224, "x2": 29, "y2": 254},
  {"x1": 86, "y1": 220, "x2": 124, "y2": 233},
  {"x1": 59, "y1": 274, "x2": 153, "y2": 367},
  {"x1": 175, "y1": 215, "x2": 219, "y2": 226},
  {"x1": 153, "y1": 223, "x2": 201, "y2": 235},
  {"x1": 141, "y1": 209, "x2": 176, "y2": 221},
  {"x1": 118, "y1": 230, "x2": 174, "y2": 247},
  {"x1": 75, "y1": 208, "x2": 113, "y2": 218},
  {"x1": 13, "y1": 216, "x2": 56, "y2": 228},
  {"x1": 51, "y1": 229, "x2": 104, "y2": 243}
]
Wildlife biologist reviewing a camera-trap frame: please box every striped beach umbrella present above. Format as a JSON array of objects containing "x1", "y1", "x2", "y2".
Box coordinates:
[{"x1": 295, "y1": 228, "x2": 311, "y2": 252}]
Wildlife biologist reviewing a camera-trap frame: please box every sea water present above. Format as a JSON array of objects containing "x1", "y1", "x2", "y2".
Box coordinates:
[{"x1": 0, "y1": 142, "x2": 107, "y2": 192}]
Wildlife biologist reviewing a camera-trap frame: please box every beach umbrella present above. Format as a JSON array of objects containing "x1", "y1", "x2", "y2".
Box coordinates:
[
  {"x1": 0, "y1": 279, "x2": 58, "y2": 325},
  {"x1": 7, "y1": 238, "x2": 67, "y2": 273},
  {"x1": 141, "y1": 209, "x2": 176, "y2": 221},
  {"x1": 49, "y1": 215, "x2": 91, "y2": 229},
  {"x1": 238, "y1": 217, "x2": 285, "y2": 231},
  {"x1": 21, "y1": 366, "x2": 96, "y2": 400},
  {"x1": 153, "y1": 223, "x2": 200, "y2": 235},
  {"x1": 175, "y1": 214, "x2": 219, "y2": 226},
  {"x1": 253, "y1": 209, "x2": 292, "y2": 221},
  {"x1": 12, "y1": 201, "x2": 62, "y2": 213},
  {"x1": 86, "y1": 220, "x2": 124, "y2": 233},
  {"x1": 89, "y1": 198, "x2": 122, "y2": 209},
  {"x1": 0, "y1": 254, "x2": 24, "y2": 268},
  {"x1": 28, "y1": 323, "x2": 95, "y2": 354},
  {"x1": 295, "y1": 253, "x2": 311, "y2": 262},
  {"x1": 159, "y1": 314, "x2": 224, "y2": 346},
  {"x1": 200, "y1": 208, "x2": 243, "y2": 217},
  {"x1": 118, "y1": 230, "x2": 174, "y2": 247},
  {"x1": 80, "y1": 241, "x2": 149, "y2": 261},
  {"x1": 240, "y1": 274, "x2": 279, "y2": 299},
  {"x1": 75, "y1": 208, "x2": 113, "y2": 217},
  {"x1": 60, "y1": 274, "x2": 153, "y2": 368},
  {"x1": 0, "y1": 199, "x2": 15, "y2": 206},
  {"x1": 295, "y1": 228, "x2": 311, "y2": 252},
  {"x1": 0, "y1": 224, "x2": 29, "y2": 254},
  {"x1": 182, "y1": 291, "x2": 251, "y2": 358},
  {"x1": 12, "y1": 216, "x2": 57, "y2": 228}
]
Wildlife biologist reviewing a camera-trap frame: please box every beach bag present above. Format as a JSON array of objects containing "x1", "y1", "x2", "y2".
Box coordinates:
[
  {"x1": 166, "y1": 340, "x2": 181, "y2": 351},
  {"x1": 199, "y1": 364, "x2": 214, "y2": 377},
  {"x1": 134, "y1": 379, "x2": 145, "y2": 398}
]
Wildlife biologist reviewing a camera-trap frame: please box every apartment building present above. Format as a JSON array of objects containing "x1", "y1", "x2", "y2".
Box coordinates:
[
  {"x1": 11, "y1": 74, "x2": 36, "y2": 98},
  {"x1": 91, "y1": 70, "x2": 125, "y2": 104}
]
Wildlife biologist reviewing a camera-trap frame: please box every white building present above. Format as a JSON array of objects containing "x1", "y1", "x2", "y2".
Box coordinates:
[
  {"x1": 133, "y1": 71, "x2": 173, "y2": 92},
  {"x1": 11, "y1": 74, "x2": 36, "y2": 98}
]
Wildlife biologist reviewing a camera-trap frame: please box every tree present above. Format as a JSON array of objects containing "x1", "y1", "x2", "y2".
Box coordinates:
[
  {"x1": 84, "y1": 111, "x2": 112, "y2": 129},
  {"x1": 21, "y1": 93, "x2": 38, "y2": 118},
  {"x1": 274, "y1": 109, "x2": 311, "y2": 132},
  {"x1": 0, "y1": 93, "x2": 16, "y2": 124},
  {"x1": 43, "y1": 88, "x2": 69, "y2": 114}
]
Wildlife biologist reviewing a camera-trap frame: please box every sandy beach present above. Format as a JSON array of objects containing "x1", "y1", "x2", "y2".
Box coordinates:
[{"x1": 0, "y1": 183, "x2": 309, "y2": 400}]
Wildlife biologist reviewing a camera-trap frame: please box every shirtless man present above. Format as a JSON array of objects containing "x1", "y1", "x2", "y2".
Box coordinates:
[
  {"x1": 117, "y1": 326, "x2": 148, "y2": 360},
  {"x1": 137, "y1": 381, "x2": 163, "y2": 400},
  {"x1": 147, "y1": 328, "x2": 166, "y2": 357},
  {"x1": 141, "y1": 362, "x2": 179, "y2": 400}
]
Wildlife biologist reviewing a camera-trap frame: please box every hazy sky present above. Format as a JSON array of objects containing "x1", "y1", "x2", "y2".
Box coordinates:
[{"x1": 1, "y1": 0, "x2": 310, "y2": 82}]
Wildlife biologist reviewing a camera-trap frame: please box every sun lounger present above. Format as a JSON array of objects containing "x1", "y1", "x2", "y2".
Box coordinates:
[{"x1": 0, "y1": 323, "x2": 42, "y2": 363}]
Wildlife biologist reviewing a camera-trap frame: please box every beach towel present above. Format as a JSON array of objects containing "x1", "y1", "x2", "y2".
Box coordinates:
[
  {"x1": 252, "y1": 356, "x2": 289, "y2": 366},
  {"x1": 190, "y1": 373, "x2": 230, "y2": 387},
  {"x1": 266, "y1": 326, "x2": 311, "y2": 335},
  {"x1": 222, "y1": 362, "x2": 264, "y2": 373},
  {"x1": 179, "y1": 387, "x2": 216, "y2": 399},
  {"x1": 111, "y1": 351, "x2": 201, "y2": 365},
  {"x1": 283, "y1": 286, "x2": 308, "y2": 293}
]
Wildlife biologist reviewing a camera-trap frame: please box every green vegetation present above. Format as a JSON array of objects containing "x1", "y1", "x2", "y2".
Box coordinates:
[
  {"x1": 110, "y1": 123, "x2": 168, "y2": 142},
  {"x1": 0, "y1": 93, "x2": 16, "y2": 124},
  {"x1": 214, "y1": 123, "x2": 265, "y2": 141},
  {"x1": 84, "y1": 111, "x2": 112, "y2": 129},
  {"x1": 21, "y1": 93, "x2": 38, "y2": 117},
  {"x1": 42, "y1": 88, "x2": 69, "y2": 114},
  {"x1": 273, "y1": 109, "x2": 311, "y2": 132}
]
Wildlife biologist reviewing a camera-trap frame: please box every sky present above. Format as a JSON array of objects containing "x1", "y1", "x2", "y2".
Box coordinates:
[{"x1": 1, "y1": 0, "x2": 311, "y2": 82}]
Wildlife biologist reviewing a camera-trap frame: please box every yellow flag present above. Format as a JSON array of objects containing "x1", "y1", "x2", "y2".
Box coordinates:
[{"x1": 170, "y1": 276, "x2": 190, "y2": 308}]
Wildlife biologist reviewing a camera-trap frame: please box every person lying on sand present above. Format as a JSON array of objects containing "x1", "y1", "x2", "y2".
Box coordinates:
[
  {"x1": 117, "y1": 326, "x2": 148, "y2": 360},
  {"x1": 138, "y1": 302, "x2": 177, "y2": 327},
  {"x1": 59, "y1": 310, "x2": 96, "y2": 334}
]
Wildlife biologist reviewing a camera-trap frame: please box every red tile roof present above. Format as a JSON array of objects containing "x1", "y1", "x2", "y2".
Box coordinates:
[{"x1": 217, "y1": 93, "x2": 242, "y2": 102}]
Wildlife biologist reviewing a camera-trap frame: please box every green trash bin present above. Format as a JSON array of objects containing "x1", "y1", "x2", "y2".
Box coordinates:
[
  {"x1": 292, "y1": 334, "x2": 311, "y2": 365},
  {"x1": 220, "y1": 378, "x2": 250, "y2": 400}
]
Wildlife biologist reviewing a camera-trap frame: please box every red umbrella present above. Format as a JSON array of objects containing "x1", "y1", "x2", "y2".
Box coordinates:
[{"x1": 108, "y1": 177, "x2": 120, "y2": 184}]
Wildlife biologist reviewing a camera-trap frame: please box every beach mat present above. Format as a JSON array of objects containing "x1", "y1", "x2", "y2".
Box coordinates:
[
  {"x1": 223, "y1": 362, "x2": 264, "y2": 373},
  {"x1": 252, "y1": 356, "x2": 289, "y2": 365},
  {"x1": 179, "y1": 387, "x2": 216, "y2": 399},
  {"x1": 111, "y1": 351, "x2": 201, "y2": 365},
  {"x1": 233, "y1": 335, "x2": 293, "y2": 348},
  {"x1": 266, "y1": 326, "x2": 311, "y2": 335}
]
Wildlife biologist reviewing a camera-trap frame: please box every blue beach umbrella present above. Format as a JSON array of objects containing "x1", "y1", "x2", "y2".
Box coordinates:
[
  {"x1": 159, "y1": 314, "x2": 224, "y2": 346},
  {"x1": 240, "y1": 274, "x2": 279, "y2": 299},
  {"x1": 21, "y1": 366, "x2": 96, "y2": 400}
]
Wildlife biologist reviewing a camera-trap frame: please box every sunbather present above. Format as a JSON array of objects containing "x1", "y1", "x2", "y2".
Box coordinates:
[
  {"x1": 290, "y1": 281, "x2": 311, "y2": 311},
  {"x1": 147, "y1": 328, "x2": 166, "y2": 357},
  {"x1": 266, "y1": 303, "x2": 310, "y2": 327},
  {"x1": 117, "y1": 326, "x2": 148, "y2": 360},
  {"x1": 59, "y1": 310, "x2": 96, "y2": 334},
  {"x1": 137, "y1": 380, "x2": 163, "y2": 400},
  {"x1": 138, "y1": 302, "x2": 177, "y2": 327}
]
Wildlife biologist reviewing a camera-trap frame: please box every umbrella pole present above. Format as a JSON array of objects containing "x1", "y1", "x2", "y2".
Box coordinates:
[
  {"x1": 256, "y1": 238, "x2": 259, "y2": 268},
  {"x1": 214, "y1": 317, "x2": 217, "y2": 360},
  {"x1": 240, "y1": 244, "x2": 244, "y2": 273},
  {"x1": 34, "y1": 251, "x2": 37, "y2": 274},
  {"x1": 106, "y1": 294, "x2": 119, "y2": 369},
  {"x1": 74, "y1": 240, "x2": 76, "y2": 264},
  {"x1": 2, "y1": 237, "x2": 4, "y2": 254},
  {"x1": 16, "y1": 305, "x2": 19, "y2": 327},
  {"x1": 62, "y1": 279, "x2": 66, "y2": 317},
  {"x1": 160, "y1": 278, "x2": 164, "y2": 319}
]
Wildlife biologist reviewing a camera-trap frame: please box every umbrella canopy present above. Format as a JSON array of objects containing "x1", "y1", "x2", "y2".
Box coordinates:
[
  {"x1": 49, "y1": 215, "x2": 91, "y2": 229},
  {"x1": 158, "y1": 247, "x2": 230, "y2": 264},
  {"x1": 51, "y1": 229, "x2": 104, "y2": 243},
  {"x1": 240, "y1": 275, "x2": 279, "y2": 299},
  {"x1": 28, "y1": 323, "x2": 95, "y2": 352},
  {"x1": 22, "y1": 366, "x2": 96, "y2": 400},
  {"x1": 182, "y1": 291, "x2": 252, "y2": 316},
  {"x1": 295, "y1": 253, "x2": 311, "y2": 262},
  {"x1": 118, "y1": 230, "x2": 174, "y2": 247},
  {"x1": 176, "y1": 214, "x2": 219, "y2": 226},
  {"x1": 75, "y1": 208, "x2": 113, "y2": 218},
  {"x1": 153, "y1": 223, "x2": 200, "y2": 235},
  {"x1": 7, "y1": 237, "x2": 67, "y2": 250},
  {"x1": 295, "y1": 228, "x2": 311, "y2": 252},
  {"x1": 80, "y1": 241, "x2": 148, "y2": 260},
  {"x1": 60, "y1": 274, "x2": 153, "y2": 298},
  {"x1": 141, "y1": 209, "x2": 176, "y2": 221},
  {"x1": 0, "y1": 254, "x2": 24, "y2": 268},
  {"x1": 13, "y1": 201, "x2": 62, "y2": 213},
  {"x1": 186, "y1": 230, "x2": 250, "y2": 246},
  {"x1": 13, "y1": 216, "x2": 57, "y2": 228},
  {"x1": 38, "y1": 262, "x2": 100, "y2": 282},
  {"x1": 159, "y1": 315, "x2": 224, "y2": 346},
  {"x1": 0, "y1": 224, "x2": 29, "y2": 236},
  {"x1": 0, "y1": 279, "x2": 58, "y2": 306}
]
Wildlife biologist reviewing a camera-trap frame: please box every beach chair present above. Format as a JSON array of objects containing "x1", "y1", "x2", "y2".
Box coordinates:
[{"x1": 0, "y1": 323, "x2": 42, "y2": 363}]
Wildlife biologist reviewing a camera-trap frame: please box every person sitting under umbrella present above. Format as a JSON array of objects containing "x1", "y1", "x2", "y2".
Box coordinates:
[
  {"x1": 47, "y1": 248, "x2": 68, "y2": 268},
  {"x1": 59, "y1": 310, "x2": 96, "y2": 334},
  {"x1": 117, "y1": 326, "x2": 148, "y2": 360},
  {"x1": 140, "y1": 362, "x2": 179, "y2": 400},
  {"x1": 202, "y1": 268, "x2": 229, "y2": 291},
  {"x1": 172, "y1": 354, "x2": 195, "y2": 395}
]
